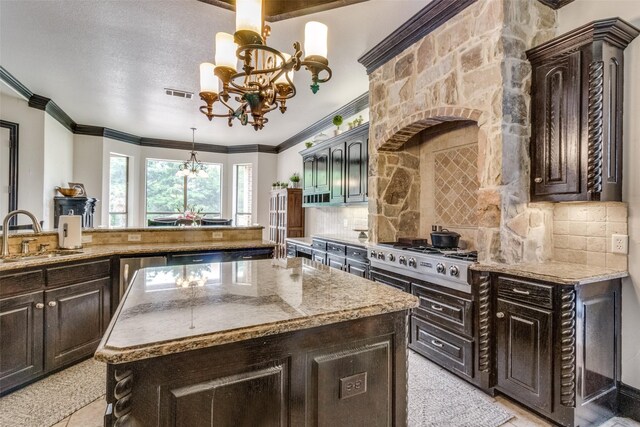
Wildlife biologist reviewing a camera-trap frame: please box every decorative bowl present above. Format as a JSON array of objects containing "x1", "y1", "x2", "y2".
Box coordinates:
[{"x1": 56, "y1": 187, "x2": 81, "y2": 197}]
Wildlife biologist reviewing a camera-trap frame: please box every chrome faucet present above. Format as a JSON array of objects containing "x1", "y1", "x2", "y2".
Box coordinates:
[{"x1": 2, "y1": 210, "x2": 43, "y2": 257}]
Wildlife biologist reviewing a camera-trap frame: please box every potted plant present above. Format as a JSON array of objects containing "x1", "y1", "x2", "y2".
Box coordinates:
[
  {"x1": 289, "y1": 172, "x2": 300, "y2": 188},
  {"x1": 305, "y1": 141, "x2": 313, "y2": 148},
  {"x1": 333, "y1": 115, "x2": 343, "y2": 136}
]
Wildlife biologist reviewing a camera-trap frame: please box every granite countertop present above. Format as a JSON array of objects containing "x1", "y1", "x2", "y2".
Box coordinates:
[
  {"x1": 287, "y1": 234, "x2": 368, "y2": 248},
  {"x1": 471, "y1": 261, "x2": 628, "y2": 285},
  {"x1": 285, "y1": 237, "x2": 313, "y2": 246},
  {"x1": 94, "y1": 258, "x2": 418, "y2": 364},
  {"x1": 0, "y1": 240, "x2": 275, "y2": 272}
]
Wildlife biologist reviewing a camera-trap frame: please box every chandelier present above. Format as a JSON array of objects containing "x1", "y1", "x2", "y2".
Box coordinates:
[
  {"x1": 198, "y1": 0, "x2": 332, "y2": 130},
  {"x1": 176, "y1": 128, "x2": 208, "y2": 178}
]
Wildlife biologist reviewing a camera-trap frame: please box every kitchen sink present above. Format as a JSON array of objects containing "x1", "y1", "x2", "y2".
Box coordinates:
[{"x1": 0, "y1": 250, "x2": 84, "y2": 263}]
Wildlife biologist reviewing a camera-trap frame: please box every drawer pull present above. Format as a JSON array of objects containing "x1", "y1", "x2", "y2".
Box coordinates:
[
  {"x1": 496, "y1": 312, "x2": 505, "y2": 319},
  {"x1": 430, "y1": 304, "x2": 444, "y2": 312},
  {"x1": 35, "y1": 303, "x2": 44, "y2": 309},
  {"x1": 48, "y1": 301, "x2": 57, "y2": 307},
  {"x1": 241, "y1": 256, "x2": 253, "y2": 259},
  {"x1": 353, "y1": 252, "x2": 359, "y2": 256},
  {"x1": 512, "y1": 288, "x2": 530, "y2": 295},
  {"x1": 430, "y1": 340, "x2": 444, "y2": 348},
  {"x1": 191, "y1": 259, "x2": 204, "y2": 262}
]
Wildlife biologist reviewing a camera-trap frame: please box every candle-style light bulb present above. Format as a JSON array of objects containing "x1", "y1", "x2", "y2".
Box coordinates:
[
  {"x1": 236, "y1": 0, "x2": 262, "y2": 35},
  {"x1": 199, "y1": 62, "x2": 219, "y2": 94},
  {"x1": 304, "y1": 21, "x2": 328, "y2": 60},
  {"x1": 215, "y1": 32, "x2": 237, "y2": 70}
]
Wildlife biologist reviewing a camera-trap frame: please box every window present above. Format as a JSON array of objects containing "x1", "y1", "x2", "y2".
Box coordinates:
[
  {"x1": 109, "y1": 154, "x2": 129, "y2": 227},
  {"x1": 233, "y1": 164, "x2": 252, "y2": 226},
  {"x1": 145, "y1": 159, "x2": 222, "y2": 222}
]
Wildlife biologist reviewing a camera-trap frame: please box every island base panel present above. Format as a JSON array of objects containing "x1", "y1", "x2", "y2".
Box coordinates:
[{"x1": 104, "y1": 311, "x2": 409, "y2": 427}]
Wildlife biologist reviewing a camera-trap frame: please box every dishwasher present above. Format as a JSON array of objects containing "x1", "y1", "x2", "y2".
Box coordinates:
[{"x1": 119, "y1": 256, "x2": 167, "y2": 298}]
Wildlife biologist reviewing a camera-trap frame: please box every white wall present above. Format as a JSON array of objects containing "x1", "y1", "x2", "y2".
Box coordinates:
[
  {"x1": 43, "y1": 114, "x2": 74, "y2": 228},
  {"x1": 73, "y1": 135, "x2": 104, "y2": 226},
  {"x1": 0, "y1": 92, "x2": 45, "y2": 225},
  {"x1": 558, "y1": 1, "x2": 640, "y2": 388}
]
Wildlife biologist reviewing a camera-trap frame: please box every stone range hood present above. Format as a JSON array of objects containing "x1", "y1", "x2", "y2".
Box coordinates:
[{"x1": 363, "y1": 0, "x2": 557, "y2": 264}]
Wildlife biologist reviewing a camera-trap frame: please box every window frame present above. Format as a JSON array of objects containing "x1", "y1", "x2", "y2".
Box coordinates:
[
  {"x1": 108, "y1": 153, "x2": 130, "y2": 228},
  {"x1": 233, "y1": 163, "x2": 253, "y2": 227},
  {"x1": 144, "y1": 158, "x2": 223, "y2": 220}
]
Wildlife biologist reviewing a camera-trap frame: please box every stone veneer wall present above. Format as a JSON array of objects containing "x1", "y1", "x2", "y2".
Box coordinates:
[{"x1": 368, "y1": 0, "x2": 557, "y2": 263}]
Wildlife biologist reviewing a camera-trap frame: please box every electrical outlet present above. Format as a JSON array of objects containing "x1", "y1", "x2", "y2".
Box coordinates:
[
  {"x1": 81, "y1": 235, "x2": 92, "y2": 243},
  {"x1": 127, "y1": 234, "x2": 142, "y2": 242},
  {"x1": 611, "y1": 234, "x2": 628, "y2": 254},
  {"x1": 211, "y1": 231, "x2": 223, "y2": 239}
]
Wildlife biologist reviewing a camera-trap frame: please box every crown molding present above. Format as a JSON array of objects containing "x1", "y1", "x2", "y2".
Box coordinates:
[
  {"x1": 358, "y1": 0, "x2": 476, "y2": 75},
  {"x1": 536, "y1": 0, "x2": 576, "y2": 10},
  {"x1": 0, "y1": 66, "x2": 33, "y2": 100},
  {"x1": 275, "y1": 92, "x2": 368, "y2": 153},
  {"x1": 197, "y1": 0, "x2": 367, "y2": 22}
]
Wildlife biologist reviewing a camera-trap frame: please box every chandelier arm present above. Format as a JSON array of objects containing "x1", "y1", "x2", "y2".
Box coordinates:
[
  {"x1": 301, "y1": 60, "x2": 333, "y2": 83},
  {"x1": 198, "y1": 105, "x2": 235, "y2": 119}
]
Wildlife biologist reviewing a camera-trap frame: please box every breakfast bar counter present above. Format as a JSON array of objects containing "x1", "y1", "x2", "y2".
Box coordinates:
[{"x1": 95, "y1": 257, "x2": 418, "y2": 426}]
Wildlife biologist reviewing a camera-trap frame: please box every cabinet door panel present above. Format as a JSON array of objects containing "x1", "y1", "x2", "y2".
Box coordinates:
[
  {"x1": 532, "y1": 51, "x2": 581, "y2": 199},
  {"x1": 0, "y1": 291, "x2": 44, "y2": 393},
  {"x1": 44, "y1": 278, "x2": 110, "y2": 371},
  {"x1": 330, "y1": 143, "x2": 345, "y2": 204},
  {"x1": 496, "y1": 298, "x2": 552, "y2": 412},
  {"x1": 346, "y1": 260, "x2": 368, "y2": 278},
  {"x1": 369, "y1": 269, "x2": 410, "y2": 293},
  {"x1": 346, "y1": 139, "x2": 367, "y2": 203},
  {"x1": 303, "y1": 156, "x2": 316, "y2": 194},
  {"x1": 327, "y1": 255, "x2": 346, "y2": 271},
  {"x1": 315, "y1": 148, "x2": 330, "y2": 193}
]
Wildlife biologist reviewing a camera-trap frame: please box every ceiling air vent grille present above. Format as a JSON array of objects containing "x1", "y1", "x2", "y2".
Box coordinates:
[{"x1": 165, "y1": 88, "x2": 194, "y2": 99}]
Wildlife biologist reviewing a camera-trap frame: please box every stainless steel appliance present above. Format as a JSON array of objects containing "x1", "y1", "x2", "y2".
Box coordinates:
[
  {"x1": 119, "y1": 256, "x2": 167, "y2": 297},
  {"x1": 368, "y1": 242, "x2": 477, "y2": 293}
]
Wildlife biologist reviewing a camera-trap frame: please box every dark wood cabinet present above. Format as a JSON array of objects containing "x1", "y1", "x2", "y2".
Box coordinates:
[
  {"x1": 527, "y1": 18, "x2": 639, "y2": 202},
  {"x1": 301, "y1": 125, "x2": 369, "y2": 207},
  {"x1": 268, "y1": 188, "x2": 304, "y2": 258},
  {"x1": 327, "y1": 254, "x2": 346, "y2": 271},
  {"x1": 495, "y1": 298, "x2": 553, "y2": 412},
  {"x1": 346, "y1": 259, "x2": 368, "y2": 278},
  {"x1": 44, "y1": 278, "x2": 110, "y2": 371},
  {"x1": 53, "y1": 196, "x2": 98, "y2": 229},
  {"x1": 330, "y1": 142, "x2": 346, "y2": 204},
  {"x1": 0, "y1": 258, "x2": 112, "y2": 395},
  {"x1": 346, "y1": 138, "x2": 368, "y2": 203},
  {"x1": 369, "y1": 268, "x2": 410, "y2": 293},
  {"x1": 0, "y1": 291, "x2": 44, "y2": 394}
]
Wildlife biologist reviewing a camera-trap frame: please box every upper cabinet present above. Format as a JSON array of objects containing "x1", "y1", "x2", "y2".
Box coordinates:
[
  {"x1": 300, "y1": 124, "x2": 369, "y2": 207},
  {"x1": 527, "y1": 18, "x2": 639, "y2": 202}
]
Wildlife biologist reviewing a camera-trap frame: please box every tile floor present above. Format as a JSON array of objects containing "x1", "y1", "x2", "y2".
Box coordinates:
[{"x1": 50, "y1": 393, "x2": 640, "y2": 427}]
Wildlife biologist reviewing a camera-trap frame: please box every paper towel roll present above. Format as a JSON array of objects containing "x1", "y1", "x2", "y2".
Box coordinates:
[{"x1": 58, "y1": 215, "x2": 82, "y2": 249}]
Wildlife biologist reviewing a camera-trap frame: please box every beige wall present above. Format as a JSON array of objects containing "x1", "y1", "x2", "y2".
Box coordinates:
[
  {"x1": 43, "y1": 114, "x2": 74, "y2": 227},
  {"x1": 558, "y1": 0, "x2": 640, "y2": 388}
]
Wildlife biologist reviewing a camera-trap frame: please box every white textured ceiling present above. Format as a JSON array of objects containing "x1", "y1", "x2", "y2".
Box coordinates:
[{"x1": 0, "y1": 0, "x2": 428, "y2": 146}]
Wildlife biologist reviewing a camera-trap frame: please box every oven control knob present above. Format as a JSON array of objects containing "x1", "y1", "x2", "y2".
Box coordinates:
[
  {"x1": 436, "y1": 263, "x2": 446, "y2": 274},
  {"x1": 377, "y1": 252, "x2": 385, "y2": 260},
  {"x1": 370, "y1": 250, "x2": 377, "y2": 259},
  {"x1": 408, "y1": 258, "x2": 417, "y2": 268},
  {"x1": 449, "y1": 265, "x2": 460, "y2": 277},
  {"x1": 387, "y1": 253, "x2": 396, "y2": 262},
  {"x1": 398, "y1": 256, "x2": 407, "y2": 265}
]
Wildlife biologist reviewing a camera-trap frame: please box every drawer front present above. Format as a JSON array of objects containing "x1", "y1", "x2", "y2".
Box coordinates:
[
  {"x1": 497, "y1": 276, "x2": 553, "y2": 309},
  {"x1": 311, "y1": 239, "x2": 327, "y2": 251},
  {"x1": 346, "y1": 259, "x2": 368, "y2": 278},
  {"x1": 296, "y1": 245, "x2": 312, "y2": 256},
  {"x1": 312, "y1": 250, "x2": 327, "y2": 265},
  {"x1": 286, "y1": 246, "x2": 296, "y2": 258},
  {"x1": 412, "y1": 283, "x2": 473, "y2": 337},
  {"x1": 409, "y1": 316, "x2": 474, "y2": 379},
  {"x1": 326, "y1": 242, "x2": 346, "y2": 256},
  {"x1": 46, "y1": 259, "x2": 111, "y2": 288},
  {"x1": 222, "y1": 249, "x2": 273, "y2": 262},
  {"x1": 0, "y1": 270, "x2": 45, "y2": 297},
  {"x1": 346, "y1": 246, "x2": 368, "y2": 262},
  {"x1": 327, "y1": 255, "x2": 346, "y2": 271},
  {"x1": 169, "y1": 252, "x2": 223, "y2": 265},
  {"x1": 369, "y1": 268, "x2": 410, "y2": 293}
]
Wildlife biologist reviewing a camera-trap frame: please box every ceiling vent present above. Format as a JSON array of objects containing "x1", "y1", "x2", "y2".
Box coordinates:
[{"x1": 165, "y1": 88, "x2": 193, "y2": 100}]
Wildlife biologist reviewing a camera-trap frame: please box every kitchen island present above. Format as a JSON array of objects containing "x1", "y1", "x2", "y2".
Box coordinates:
[{"x1": 95, "y1": 257, "x2": 418, "y2": 427}]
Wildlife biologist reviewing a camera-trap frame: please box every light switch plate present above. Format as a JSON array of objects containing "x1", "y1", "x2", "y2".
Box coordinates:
[
  {"x1": 611, "y1": 234, "x2": 628, "y2": 254},
  {"x1": 211, "y1": 231, "x2": 223, "y2": 239},
  {"x1": 127, "y1": 234, "x2": 142, "y2": 242},
  {"x1": 81, "y1": 235, "x2": 92, "y2": 243}
]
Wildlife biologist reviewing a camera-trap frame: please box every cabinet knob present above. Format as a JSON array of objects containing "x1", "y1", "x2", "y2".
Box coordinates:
[
  {"x1": 35, "y1": 303, "x2": 44, "y2": 309},
  {"x1": 48, "y1": 301, "x2": 57, "y2": 307},
  {"x1": 534, "y1": 177, "x2": 543, "y2": 183},
  {"x1": 496, "y1": 312, "x2": 505, "y2": 319}
]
